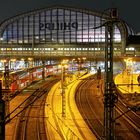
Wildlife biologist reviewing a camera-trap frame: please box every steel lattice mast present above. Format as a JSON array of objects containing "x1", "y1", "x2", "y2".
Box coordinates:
[{"x1": 104, "y1": 8, "x2": 118, "y2": 140}]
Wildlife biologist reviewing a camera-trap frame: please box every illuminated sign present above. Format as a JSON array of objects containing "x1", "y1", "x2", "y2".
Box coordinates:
[{"x1": 39, "y1": 22, "x2": 78, "y2": 30}]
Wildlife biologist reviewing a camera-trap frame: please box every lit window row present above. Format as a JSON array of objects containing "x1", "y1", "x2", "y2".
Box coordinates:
[
  {"x1": 126, "y1": 47, "x2": 135, "y2": 51},
  {"x1": 0, "y1": 47, "x2": 120, "y2": 51}
]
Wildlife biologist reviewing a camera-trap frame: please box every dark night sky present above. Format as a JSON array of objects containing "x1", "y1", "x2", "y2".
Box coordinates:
[{"x1": 0, "y1": 0, "x2": 140, "y2": 33}]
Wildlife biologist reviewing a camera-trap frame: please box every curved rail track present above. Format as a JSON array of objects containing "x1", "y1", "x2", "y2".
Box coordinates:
[
  {"x1": 75, "y1": 76, "x2": 104, "y2": 140},
  {"x1": 75, "y1": 75, "x2": 140, "y2": 140},
  {"x1": 6, "y1": 79, "x2": 59, "y2": 140}
]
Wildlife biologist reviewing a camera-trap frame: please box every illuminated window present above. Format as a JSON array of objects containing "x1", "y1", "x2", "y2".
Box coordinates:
[{"x1": 1, "y1": 8, "x2": 123, "y2": 44}]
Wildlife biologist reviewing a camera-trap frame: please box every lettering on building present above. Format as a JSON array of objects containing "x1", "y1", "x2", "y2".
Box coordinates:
[{"x1": 39, "y1": 22, "x2": 78, "y2": 31}]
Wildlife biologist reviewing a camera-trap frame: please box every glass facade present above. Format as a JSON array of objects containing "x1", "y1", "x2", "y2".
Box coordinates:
[{"x1": 2, "y1": 8, "x2": 121, "y2": 44}]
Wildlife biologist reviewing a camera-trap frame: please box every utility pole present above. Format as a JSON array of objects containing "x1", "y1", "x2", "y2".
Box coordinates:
[
  {"x1": 60, "y1": 60, "x2": 68, "y2": 118},
  {"x1": 61, "y1": 63, "x2": 66, "y2": 118},
  {"x1": 42, "y1": 60, "x2": 45, "y2": 80},
  {"x1": 0, "y1": 80, "x2": 5, "y2": 140},
  {"x1": 104, "y1": 8, "x2": 118, "y2": 140},
  {"x1": 4, "y1": 64, "x2": 9, "y2": 90},
  {"x1": 4, "y1": 63, "x2": 10, "y2": 119},
  {"x1": 77, "y1": 58, "x2": 81, "y2": 78}
]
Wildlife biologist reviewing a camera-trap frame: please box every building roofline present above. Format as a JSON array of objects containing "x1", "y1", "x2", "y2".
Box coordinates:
[
  {"x1": 0, "y1": 4, "x2": 134, "y2": 41},
  {"x1": 0, "y1": 5, "x2": 110, "y2": 35}
]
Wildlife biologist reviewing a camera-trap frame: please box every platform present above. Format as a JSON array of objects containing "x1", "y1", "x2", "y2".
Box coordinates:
[
  {"x1": 115, "y1": 73, "x2": 140, "y2": 94},
  {"x1": 45, "y1": 74, "x2": 97, "y2": 140}
]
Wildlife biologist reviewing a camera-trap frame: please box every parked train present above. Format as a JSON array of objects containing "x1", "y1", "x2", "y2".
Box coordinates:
[{"x1": 2, "y1": 65, "x2": 61, "y2": 95}]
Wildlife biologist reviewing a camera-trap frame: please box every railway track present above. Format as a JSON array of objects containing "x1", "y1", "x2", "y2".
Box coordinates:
[
  {"x1": 7, "y1": 79, "x2": 59, "y2": 140},
  {"x1": 75, "y1": 76, "x2": 104, "y2": 140},
  {"x1": 75, "y1": 75, "x2": 140, "y2": 140},
  {"x1": 67, "y1": 80, "x2": 88, "y2": 140},
  {"x1": 18, "y1": 92, "x2": 47, "y2": 140},
  {"x1": 115, "y1": 95, "x2": 140, "y2": 139}
]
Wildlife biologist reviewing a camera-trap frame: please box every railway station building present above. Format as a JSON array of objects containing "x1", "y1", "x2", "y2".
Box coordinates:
[{"x1": 0, "y1": 5, "x2": 137, "y2": 61}]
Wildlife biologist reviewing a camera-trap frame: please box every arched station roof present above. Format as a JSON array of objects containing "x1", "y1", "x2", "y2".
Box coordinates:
[
  {"x1": 0, "y1": 5, "x2": 136, "y2": 59},
  {"x1": 0, "y1": 5, "x2": 134, "y2": 44}
]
